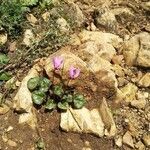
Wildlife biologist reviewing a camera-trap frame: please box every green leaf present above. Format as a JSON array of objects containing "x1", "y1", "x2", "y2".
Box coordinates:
[
  {"x1": 0, "y1": 54, "x2": 9, "y2": 65},
  {"x1": 39, "y1": 77, "x2": 51, "y2": 92},
  {"x1": 73, "y1": 94, "x2": 85, "y2": 109},
  {"x1": 53, "y1": 85, "x2": 64, "y2": 97},
  {"x1": 45, "y1": 99, "x2": 56, "y2": 110},
  {"x1": 62, "y1": 94, "x2": 73, "y2": 103},
  {"x1": 27, "y1": 77, "x2": 40, "y2": 91},
  {"x1": 0, "y1": 72, "x2": 11, "y2": 81},
  {"x1": 32, "y1": 90, "x2": 46, "y2": 105},
  {"x1": 20, "y1": 0, "x2": 39, "y2": 6},
  {"x1": 58, "y1": 101, "x2": 69, "y2": 110}
]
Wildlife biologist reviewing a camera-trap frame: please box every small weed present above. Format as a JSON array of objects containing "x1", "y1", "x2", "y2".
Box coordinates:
[{"x1": 0, "y1": 0, "x2": 29, "y2": 37}]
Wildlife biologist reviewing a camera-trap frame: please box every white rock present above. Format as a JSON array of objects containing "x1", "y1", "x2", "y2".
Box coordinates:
[
  {"x1": 120, "y1": 83, "x2": 138, "y2": 103},
  {"x1": 26, "y1": 14, "x2": 38, "y2": 25},
  {"x1": 7, "y1": 140, "x2": 17, "y2": 147},
  {"x1": 67, "y1": 2, "x2": 85, "y2": 27},
  {"x1": 13, "y1": 64, "x2": 42, "y2": 128},
  {"x1": 99, "y1": 98, "x2": 117, "y2": 137},
  {"x1": 79, "y1": 30, "x2": 123, "y2": 49},
  {"x1": 77, "y1": 41, "x2": 116, "y2": 62},
  {"x1": 135, "y1": 141, "x2": 145, "y2": 150},
  {"x1": 130, "y1": 99, "x2": 146, "y2": 109},
  {"x1": 115, "y1": 136, "x2": 123, "y2": 147},
  {"x1": 142, "y1": 134, "x2": 150, "y2": 147},
  {"x1": 0, "y1": 104, "x2": 10, "y2": 115},
  {"x1": 0, "y1": 31, "x2": 7, "y2": 45},
  {"x1": 123, "y1": 131, "x2": 134, "y2": 148},
  {"x1": 123, "y1": 32, "x2": 150, "y2": 67},
  {"x1": 96, "y1": 11, "x2": 117, "y2": 31},
  {"x1": 23, "y1": 29, "x2": 34, "y2": 46},
  {"x1": 141, "y1": 2, "x2": 150, "y2": 11},
  {"x1": 42, "y1": 12, "x2": 50, "y2": 22},
  {"x1": 56, "y1": 17, "x2": 70, "y2": 32},
  {"x1": 60, "y1": 107, "x2": 104, "y2": 137},
  {"x1": 138, "y1": 73, "x2": 150, "y2": 88},
  {"x1": 6, "y1": 126, "x2": 13, "y2": 132}
]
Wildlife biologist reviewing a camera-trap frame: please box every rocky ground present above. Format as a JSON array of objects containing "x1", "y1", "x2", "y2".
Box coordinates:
[{"x1": 0, "y1": 0, "x2": 150, "y2": 150}]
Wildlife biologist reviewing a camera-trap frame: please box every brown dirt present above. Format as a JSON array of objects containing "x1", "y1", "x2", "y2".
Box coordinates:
[{"x1": 0, "y1": 109, "x2": 113, "y2": 150}]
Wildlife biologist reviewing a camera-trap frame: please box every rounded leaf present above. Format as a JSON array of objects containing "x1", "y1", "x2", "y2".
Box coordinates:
[
  {"x1": 27, "y1": 77, "x2": 40, "y2": 91},
  {"x1": 62, "y1": 94, "x2": 73, "y2": 103},
  {"x1": 0, "y1": 72, "x2": 11, "y2": 81},
  {"x1": 53, "y1": 85, "x2": 64, "y2": 97},
  {"x1": 32, "y1": 90, "x2": 46, "y2": 105},
  {"x1": 39, "y1": 77, "x2": 51, "y2": 92},
  {"x1": 58, "y1": 101, "x2": 69, "y2": 110},
  {"x1": 73, "y1": 94, "x2": 85, "y2": 109},
  {"x1": 45, "y1": 99, "x2": 56, "y2": 110},
  {"x1": 0, "y1": 54, "x2": 9, "y2": 65}
]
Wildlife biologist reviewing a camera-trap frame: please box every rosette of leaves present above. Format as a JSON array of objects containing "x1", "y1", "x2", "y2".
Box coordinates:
[
  {"x1": 27, "y1": 76, "x2": 86, "y2": 111},
  {"x1": 27, "y1": 77, "x2": 51, "y2": 105}
]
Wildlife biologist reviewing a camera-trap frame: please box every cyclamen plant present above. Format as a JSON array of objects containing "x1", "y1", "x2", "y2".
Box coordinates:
[{"x1": 27, "y1": 56, "x2": 86, "y2": 111}]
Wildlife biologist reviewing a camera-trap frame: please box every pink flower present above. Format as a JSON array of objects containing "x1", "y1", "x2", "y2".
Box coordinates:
[
  {"x1": 53, "y1": 56, "x2": 63, "y2": 70},
  {"x1": 69, "y1": 66, "x2": 80, "y2": 79}
]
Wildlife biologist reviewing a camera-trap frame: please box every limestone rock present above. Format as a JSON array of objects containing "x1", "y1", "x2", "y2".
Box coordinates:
[
  {"x1": 13, "y1": 67, "x2": 39, "y2": 113},
  {"x1": 123, "y1": 32, "x2": 150, "y2": 67},
  {"x1": 138, "y1": 73, "x2": 150, "y2": 88},
  {"x1": 26, "y1": 14, "x2": 38, "y2": 25},
  {"x1": 69, "y1": 34, "x2": 81, "y2": 46},
  {"x1": 141, "y1": 2, "x2": 150, "y2": 11},
  {"x1": 142, "y1": 134, "x2": 150, "y2": 147},
  {"x1": 121, "y1": 83, "x2": 138, "y2": 103},
  {"x1": 13, "y1": 64, "x2": 42, "y2": 128},
  {"x1": 79, "y1": 30, "x2": 123, "y2": 49},
  {"x1": 99, "y1": 98, "x2": 117, "y2": 137},
  {"x1": 67, "y1": 2, "x2": 85, "y2": 27},
  {"x1": 111, "y1": 8, "x2": 134, "y2": 17},
  {"x1": 123, "y1": 33, "x2": 140, "y2": 66},
  {"x1": 77, "y1": 41, "x2": 116, "y2": 62},
  {"x1": 123, "y1": 131, "x2": 134, "y2": 148},
  {"x1": 44, "y1": 48, "x2": 117, "y2": 98},
  {"x1": 127, "y1": 121, "x2": 140, "y2": 138},
  {"x1": 0, "y1": 29, "x2": 7, "y2": 45},
  {"x1": 130, "y1": 99, "x2": 146, "y2": 109},
  {"x1": 42, "y1": 12, "x2": 50, "y2": 22},
  {"x1": 135, "y1": 141, "x2": 145, "y2": 150},
  {"x1": 0, "y1": 104, "x2": 10, "y2": 115},
  {"x1": 56, "y1": 17, "x2": 70, "y2": 33},
  {"x1": 136, "y1": 33, "x2": 150, "y2": 67},
  {"x1": 7, "y1": 140, "x2": 17, "y2": 147},
  {"x1": 96, "y1": 11, "x2": 117, "y2": 32},
  {"x1": 112, "y1": 64, "x2": 124, "y2": 77},
  {"x1": 23, "y1": 29, "x2": 34, "y2": 46},
  {"x1": 112, "y1": 55, "x2": 124, "y2": 65},
  {"x1": 115, "y1": 136, "x2": 123, "y2": 147},
  {"x1": 87, "y1": 55, "x2": 118, "y2": 97},
  {"x1": 60, "y1": 107, "x2": 104, "y2": 137}
]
